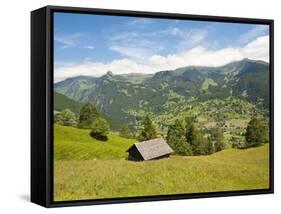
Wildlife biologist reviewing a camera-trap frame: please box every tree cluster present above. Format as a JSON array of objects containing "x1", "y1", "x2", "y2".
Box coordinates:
[
  {"x1": 245, "y1": 118, "x2": 268, "y2": 148},
  {"x1": 54, "y1": 102, "x2": 110, "y2": 141},
  {"x1": 167, "y1": 117, "x2": 225, "y2": 156},
  {"x1": 54, "y1": 109, "x2": 77, "y2": 127},
  {"x1": 78, "y1": 102, "x2": 110, "y2": 141},
  {"x1": 167, "y1": 119, "x2": 192, "y2": 155}
]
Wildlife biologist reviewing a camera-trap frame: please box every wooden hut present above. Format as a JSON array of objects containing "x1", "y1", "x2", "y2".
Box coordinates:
[{"x1": 126, "y1": 138, "x2": 173, "y2": 161}]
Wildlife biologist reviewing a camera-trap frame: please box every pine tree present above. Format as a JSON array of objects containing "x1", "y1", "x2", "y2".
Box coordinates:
[
  {"x1": 138, "y1": 115, "x2": 157, "y2": 141},
  {"x1": 245, "y1": 118, "x2": 268, "y2": 148},
  {"x1": 166, "y1": 119, "x2": 192, "y2": 155},
  {"x1": 186, "y1": 124, "x2": 207, "y2": 155},
  {"x1": 78, "y1": 102, "x2": 99, "y2": 129}
]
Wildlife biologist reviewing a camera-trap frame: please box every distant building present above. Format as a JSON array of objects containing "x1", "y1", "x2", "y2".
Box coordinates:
[{"x1": 126, "y1": 138, "x2": 173, "y2": 161}]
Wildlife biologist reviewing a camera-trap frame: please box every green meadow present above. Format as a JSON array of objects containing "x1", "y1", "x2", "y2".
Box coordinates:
[
  {"x1": 54, "y1": 125, "x2": 269, "y2": 201},
  {"x1": 54, "y1": 125, "x2": 136, "y2": 160}
]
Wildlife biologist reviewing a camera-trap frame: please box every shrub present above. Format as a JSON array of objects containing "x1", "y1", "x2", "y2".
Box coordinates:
[
  {"x1": 54, "y1": 109, "x2": 77, "y2": 127},
  {"x1": 90, "y1": 117, "x2": 110, "y2": 140},
  {"x1": 204, "y1": 137, "x2": 214, "y2": 155},
  {"x1": 214, "y1": 140, "x2": 225, "y2": 152}
]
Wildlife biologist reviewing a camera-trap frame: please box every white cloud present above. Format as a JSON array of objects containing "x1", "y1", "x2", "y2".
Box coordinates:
[
  {"x1": 54, "y1": 33, "x2": 82, "y2": 49},
  {"x1": 55, "y1": 33, "x2": 95, "y2": 50},
  {"x1": 239, "y1": 25, "x2": 269, "y2": 44},
  {"x1": 169, "y1": 27, "x2": 208, "y2": 50},
  {"x1": 54, "y1": 58, "x2": 151, "y2": 82},
  {"x1": 241, "y1": 35, "x2": 269, "y2": 61},
  {"x1": 126, "y1": 18, "x2": 154, "y2": 27},
  {"x1": 109, "y1": 31, "x2": 164, "y2": 60},
  {"x1": 108, "y1": 26, "x2": 209, "y2": 61},
  {"x1": 110, "y1": 45, "x2": 153, "y2": 61},
  {"x1": 110, "y1": 32, "x2": 139, "y2": 41},
  {"x1": 81, "y1": 45, "x2": 95, "y2": 50},
  {"x1": 54, "y1": 35, "x2": 269, "y2": 82}
]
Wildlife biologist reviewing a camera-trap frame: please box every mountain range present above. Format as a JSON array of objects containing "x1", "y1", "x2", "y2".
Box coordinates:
[{"x1": 54, "y1": 58, "x2": 269, "y2": 130}]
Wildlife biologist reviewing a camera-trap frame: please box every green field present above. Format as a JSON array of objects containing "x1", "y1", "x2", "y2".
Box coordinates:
[
  {"x1": 54, "y1": 125, "x2": 269, "y2": 201},
  {"x1": 54, "y1": 125, "x2": 136, "y2": 160}
]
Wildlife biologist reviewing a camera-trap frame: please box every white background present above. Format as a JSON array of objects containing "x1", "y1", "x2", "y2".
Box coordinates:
[{"x1": 0, "y1": 0, "x2": 279, "y2": 213}]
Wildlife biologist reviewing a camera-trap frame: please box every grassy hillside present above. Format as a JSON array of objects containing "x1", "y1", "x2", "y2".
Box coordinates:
[
  {"x1": 54, "y1": 143, "x2": 269, "y2": 201},
  {"x1": 54, "y1": 124, "x2": 136, "y2": 160},
  {"x1": 54, "y1": 91, "x2": 82, "y2": 114}
]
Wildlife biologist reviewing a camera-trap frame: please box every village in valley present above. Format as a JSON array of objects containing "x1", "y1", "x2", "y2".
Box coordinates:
[{"x1": 54, "y1": 97, "x2": 269, "y2": 161}]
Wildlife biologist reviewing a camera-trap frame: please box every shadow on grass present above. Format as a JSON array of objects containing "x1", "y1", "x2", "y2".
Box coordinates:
[{"x1": 90, "y1": 132, "x2": 108, "y2": 142}]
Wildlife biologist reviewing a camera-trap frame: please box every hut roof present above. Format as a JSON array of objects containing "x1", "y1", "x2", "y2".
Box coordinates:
[{"x1": 127, "y1": 138, "x2": 173, "y2": 160}]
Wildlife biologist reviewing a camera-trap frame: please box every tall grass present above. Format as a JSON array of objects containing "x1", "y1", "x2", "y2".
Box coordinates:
[{"x1": 54, "y1": 142, "x2": 269, "y2": 201}]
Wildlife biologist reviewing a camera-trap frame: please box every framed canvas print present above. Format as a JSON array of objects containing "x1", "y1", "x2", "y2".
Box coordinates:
[{"x1": 31, "y1": 5, "x2": 274, "y2": 207}]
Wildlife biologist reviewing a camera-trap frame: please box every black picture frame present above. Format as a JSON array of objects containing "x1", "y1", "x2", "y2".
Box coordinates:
[{"x1": 31, "y1": 5, "x2": 274, "y2": 208}]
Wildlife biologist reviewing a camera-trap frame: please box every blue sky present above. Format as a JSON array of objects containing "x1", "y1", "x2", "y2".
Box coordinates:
[{"x1": 54, "y1": 12, "x2": 269, "y2": 82}]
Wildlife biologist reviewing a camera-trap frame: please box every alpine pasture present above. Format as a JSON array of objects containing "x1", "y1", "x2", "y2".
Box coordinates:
[{"x1": 54, "y1": 124, "x2": 269, "y2": 201}]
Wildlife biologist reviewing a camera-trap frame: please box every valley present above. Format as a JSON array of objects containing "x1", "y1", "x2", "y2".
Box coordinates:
[{"x1": 54, "y1": 58, "x2": 269, "y2": 145}]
